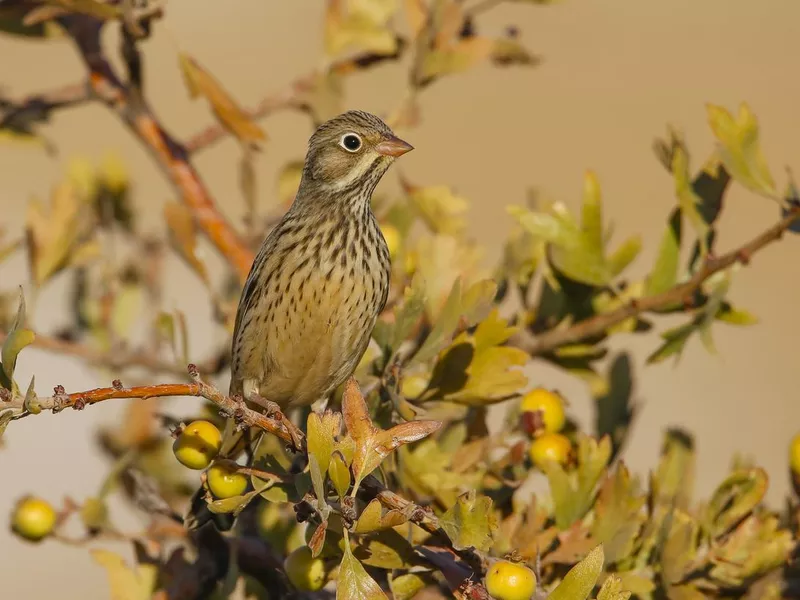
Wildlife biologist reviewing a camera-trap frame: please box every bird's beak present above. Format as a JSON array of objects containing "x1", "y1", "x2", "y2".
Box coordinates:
[{"x1": 374, "y1": 135, "x2": 414, "y2": 157}]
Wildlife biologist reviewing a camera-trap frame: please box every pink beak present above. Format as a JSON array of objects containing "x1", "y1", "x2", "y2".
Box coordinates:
[{"x1": 374, "y1": 134, "x2": 414, "y2": 157}]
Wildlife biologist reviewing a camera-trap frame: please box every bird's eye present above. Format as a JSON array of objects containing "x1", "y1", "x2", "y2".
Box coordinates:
[{"x1": 340, "y1": 133, "x2": 362, "y2": 152}]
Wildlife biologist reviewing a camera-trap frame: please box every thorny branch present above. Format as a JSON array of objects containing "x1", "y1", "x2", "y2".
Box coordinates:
[
  {"x1": 2, "y1": 366, "x2": 302, "y2": 451},
  {"x1": 52, "y1": 13, "x2": 255, "y2": 283},
  {"x1": 519, "y1": 206, "x2": 800, "y2": 356}
]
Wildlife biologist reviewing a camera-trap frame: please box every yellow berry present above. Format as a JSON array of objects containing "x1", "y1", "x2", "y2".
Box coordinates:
[
  {"x1": 485, "y1": 560, "x2": 537, "y2": 600},
  {"x1": 380, "y1": 223, "x2": 402, "y2": 260},
  {"x1": 173, "y1": 420, "x2": 222, "y2": 470},
  {"x1": 284, "y1": 546, "x2": 328, "y2": 592},
  {"x1": 790, "y1": 433, "x2": 800, "y2": 475},
  {"x1": 520, "y1": 388, "x2": 565, "y2": 434},
  {"x1": 206, "y1": 461, "x2": 248, "y2": 499},
  {"x1": 529, "y1": 433, "x2": 571, "y2": 470},
  {"x1": 11, "y1": 496, "x2": 57, "y2": 542}
]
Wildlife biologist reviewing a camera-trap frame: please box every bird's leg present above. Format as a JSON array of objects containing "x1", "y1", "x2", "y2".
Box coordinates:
[{"x1": 246, "y1": 391, "x2": 305, "y2": 453}]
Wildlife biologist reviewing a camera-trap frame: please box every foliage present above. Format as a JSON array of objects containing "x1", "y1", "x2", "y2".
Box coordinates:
[{"x1": 2, "y1": 1, "x2": 800, "y2": 600}]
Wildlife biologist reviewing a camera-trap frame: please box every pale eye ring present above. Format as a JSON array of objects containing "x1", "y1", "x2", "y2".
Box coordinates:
[{"x1": 340, "y1": 133, "x2": 363, "y2": 152}]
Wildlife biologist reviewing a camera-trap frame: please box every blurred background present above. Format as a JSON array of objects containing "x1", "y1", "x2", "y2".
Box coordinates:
[{"x1": 1, "y1": 0, "x2": 799, "y2": 597}]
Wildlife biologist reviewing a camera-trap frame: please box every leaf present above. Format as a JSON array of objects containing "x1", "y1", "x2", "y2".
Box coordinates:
[
  {"x1": 646, "y1": 208, "x2": 682, "y2": 296},
  {"x1": 671, "y1": 147, "x2": 710, "y2": 256},
  {"x1": 546, "y1": 544, "x2": 604, "y2": 600},
  {"x1": 330, "y1": 450, "x2": 352, "y2": 497},
  {"x1": 164, "y1": 201, "x2": 209, "y2": 284},
  {"x1": 276, "y1": 160, "x2": 304, "y2": 208},
  {"x1": 706, "y1": 103, "x2": 776, "y2": 197},
  {"x1": 91, "y1": 549, "x2": 155, "y2": 600},
  {"x1": 591, "y1": 463, "x2": 645, "y2": 564},
  {"x1": 652, "y1": 428, "x2": 695, "y2": 509},
  {"x1": 420, "y1": 37, "x2": 494, "y2": 81},
  {"x1": 26, "y1": 181, "x2": 92, "y2": 285},
  {"x1": 353, "y1": 499, "x2": 408, "y2": 533},
  {"x1": 492, "y1": 37, "x2": 541, "y2": 67},
  {"x1": 597, "y1": 575, "x2": 632, "y2": 600},
  {"x1": 406, "y1": 183, "x2": 469, "y2": 236},
  {"x1": 0, "y1": 409, "x2": 15, "y2": 441},
  {"x1": 1, "y1": 289, "x2": 35, "y2": 393},
  {"x1": 544, "y1": 435, "x2": 611, "y2": 530},
  {"x1": 309, "y1": 453, "x2": 329, "y2": 513},
  {"x1": 389, "y1": 573, "x2": 428, "y2": 600},
  {"x1": 325, "y1": 0, "x2": 399, "y2": 58},
  {"x1": 342, "y1": 378, "x2": 440, "y2": 490},
  {"x1": 439, "y1": 490, "x2": 496, "y2": 552},
  {"x1": 308, "y1": 412, "x2": 335, "y2": 477},
  {"x1": 337, "y1": 533, "x2": 389, "y2": 600},
  {"x1": 178, "y1": 53, "x2": 266, "y2": 147},
  {"x1": 390, "y1": 274, "x2": 427, "y2": 352},
  {"x1": 646, "y1": 321, "x2": 697, "y2": 365},
  {"x1": 704, "y1": 468, "x2": 767, "y2": 538}
]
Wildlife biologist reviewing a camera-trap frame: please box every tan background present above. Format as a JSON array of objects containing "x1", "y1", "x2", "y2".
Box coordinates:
[{"x1": 2, "y1": 1, "x2": 800, "y2": 597}]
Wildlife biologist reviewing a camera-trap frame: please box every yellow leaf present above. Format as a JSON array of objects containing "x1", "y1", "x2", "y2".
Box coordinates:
[
  {"x1": 325, "y1": 0, "x2": 399, "y2": 57},
  {"x1": 406, "y1": 183, "x2": 469, "y2": 235},
  {"x1": 91, "y1": 549, "x2": 154, "y2": 600},
  {"x1": 164, "y1": 201, "x2": 209, "y2": 284},
  {"x1": 403, "y1": 0, "x2": 427, "y2": 38},
  {"x1": 178, "y1": 53, "x2": 266, "y2": 146},
  {"x1": 25, "y1": 182, "x2": 90, "y2": 285},
  {"x1": 420, "y1": 37, "x2": 494, "y2": 80},
  {"x1": 706, "y1": 102, "x2": 776, "y2": 197}
]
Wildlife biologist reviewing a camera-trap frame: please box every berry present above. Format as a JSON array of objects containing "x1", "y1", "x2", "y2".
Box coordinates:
[
  {"x1": 11, "y1": 496, "x2": 57, "y2": 542},
  {"x1": 485, "y1": 560, "x2": 537, "y2": 600},
  {"x1": 520, "y1": 388, "x2": 566, "y2": 434},
  {"x1": 284, "y1": 546, "x2": 328, "y2": 592},
  {"x1": 172, "y1": 420, "x2": 222, "y2": 470},
  {"x1": 206, "y1": 461, "x2": 248, "y2": 499},
  {"x1": 529, "y1": 433, "x2": 571, "y2": 470}
]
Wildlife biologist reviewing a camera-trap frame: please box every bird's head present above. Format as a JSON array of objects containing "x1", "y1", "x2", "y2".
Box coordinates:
[{"x1": 300, "y1": 110, "x2": 413, "y2": 198}]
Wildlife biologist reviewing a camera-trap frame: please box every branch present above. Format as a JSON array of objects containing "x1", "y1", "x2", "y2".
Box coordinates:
[
  {"x1": 55, "y1": 14, "x2": 254, "y2": 283},
  {"x1": 0, "y1": 81, "x2": 90, "y2": 125},
  {"x1": 4, "y1": 367, "x2": 300, "y2": 450},
  {"x1": 183, "y1": 74, "x2": 311, "y2": 153},
  {"x1": 520, "y1": 207, "x2": 800, "y2": 356},
  {"x1": 0, "y1": 330, "x2": 216, "y2": 378}
]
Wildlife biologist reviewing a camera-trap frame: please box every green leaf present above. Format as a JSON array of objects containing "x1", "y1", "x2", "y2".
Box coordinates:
[
  {"x1": 0, "y1": 409, "x2": 15, "y2": 441},
  {"x1": 337, "y1": 533, "x2": 389, "y2": 600},
  {"x1": 652, "y1": 428, "x2": 695, "y2": 509},
  {"x1": 407, "y1": 183, "x2": 469, "y2": 235},
  {"x1": 389, "y1": 573, "x2": 429, "y2": 600},
  {"x1": 546, "y1": 544, "x2": 604, "y2": 600},
  {"x1": 597, "y1": 575, "x2": 632, "y2": 600},
  {"x1": 646, "y1": 208, "x2": 682, "y2": 296},
  {"x1": 353, "y1": 499, "x2": 408, "y2": 533},
  {"x1": 329, "y1": 450, "x2": 351, "y2": 497},
  {"x1": 646, "y1": 321, "x2": 697, "y2": 365},
  {"x1": 715, "y1": 304, "x2": 758, "y2": 326},
  {"x1": 439, "y1": 490, "x2": 496, "y2": 552},
  {"x1": 545, "y1": 435, "x2": 611, "y2": 530},
  {"x1": 1, "y1": 289, "x2": 35, "y2": 394},
  {"x1": 704, "y1": 468, "x2": 767, "y2": 538},
  {"x1": 672, "y1": 147, "x2": 710, "y2": 256},
  {"x1": 607, "y1": 236, "x2": 642, "y2": 278},
  {"x1": 706, "y1": 103, "x2": 777, "y2": 198},
  {"x1": 307, "y1": 412, "x2": 335, "y2": 477},
  {"x1": 207, "y1": 486, "x2": 264, "y2": 516},
  {"x1": 591, "y1": 463, "x2": 645, "y2": 564},
  {"x1": 390, "y1": 274, "x2": 427, "y2": 352}
]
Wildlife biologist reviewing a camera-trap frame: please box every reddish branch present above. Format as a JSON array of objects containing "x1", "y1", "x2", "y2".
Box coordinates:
[
  {"x1": 521, "y1": 206, "x2": 800, "y2": 356},
  {"x1": 4, "y1": 368, "x2": 299, "y2": 449}
]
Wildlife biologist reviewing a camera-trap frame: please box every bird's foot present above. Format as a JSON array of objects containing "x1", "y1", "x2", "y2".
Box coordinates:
[{"x1": 247, "y1": 392, "x2": 305, "y2": 453}]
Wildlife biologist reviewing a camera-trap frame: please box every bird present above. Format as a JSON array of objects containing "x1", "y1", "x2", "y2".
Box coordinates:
[{"x1": 185, "y1": 110, "x2": 413, "y2": 530}]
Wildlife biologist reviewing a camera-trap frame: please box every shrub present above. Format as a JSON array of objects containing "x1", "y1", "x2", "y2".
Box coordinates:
[{"x1": 1, "y1": 1, "x2": 799, "y2": 599}]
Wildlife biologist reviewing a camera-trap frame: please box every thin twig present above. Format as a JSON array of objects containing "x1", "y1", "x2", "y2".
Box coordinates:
[
  {"x1": 0, "y1": 330, "x2": 214, "y2": 378},
  {"x1": 55, "y1": 14, "x2": 255, "y2": 283},
  {"x1": 3, "y1": 367, "x2": 302, "y2": 451},
  {"x1": 0, "y1": 81, "x2": 90, "y2": 124},
  {"x1": 519, "y1": 207, "x2": 800, "y2": 356}
]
